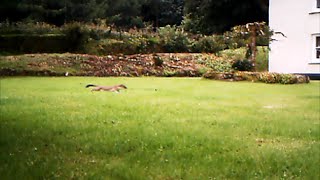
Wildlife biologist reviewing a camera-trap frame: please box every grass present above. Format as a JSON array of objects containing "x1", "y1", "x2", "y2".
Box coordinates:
[{"x1": 0, "y1": 77, "x2": 319, "y2": 179}]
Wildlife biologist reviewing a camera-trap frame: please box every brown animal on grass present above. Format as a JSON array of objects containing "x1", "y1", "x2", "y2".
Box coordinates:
[{"x1": 86, "y1": 84, "x2": 127, "y2": 92}]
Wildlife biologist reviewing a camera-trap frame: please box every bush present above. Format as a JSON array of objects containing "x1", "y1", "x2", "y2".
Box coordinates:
[
  {"x1": 258, "y1": 72, "x2": 280, "y2": 83},
  {"x1": 192, "y1": 35, "x2": 226, "y2": 53},
  {"x1": 153, "y1": 55, "x2": 163, "y2": 66},
  {"x1": 203, "y1": 71, "x2": 234, "y2": 80},
  {"x1": 62, "y1": 23, "x2": 90, "y2": 52},
  {"x1": 0, "y1": 21, "x2": 60, "y2": 35},
  {"x1": 163, "y1": 69, "x2": 178, "y2": 77},
  {"x1": 223, "y1": 31, "x2": 247, "y2": 49},
  {"x1": 255, "y1": 46, "x2": 269, "y2": 72},
  {"x1": 232, "y1": 59, "x2": 254, "y2": 71},
  {"x1": 158, "y1": 25, "x2": 192, "y2": 52},
  {"x1": 207, "y1": 60, "x2": 232, "y2": 73},
  {"x1": 203, "y1": 71, "x2": 310, "y2": 84},
  {"x1": 233, "y1": 71, "x2": 260, "y2": 81},
  {"x1": 0, "y1": 34, "x2": 68, "y2": 53},
  {"x1": 258, "y1": 73, "x2": 300, "y2": 84}
]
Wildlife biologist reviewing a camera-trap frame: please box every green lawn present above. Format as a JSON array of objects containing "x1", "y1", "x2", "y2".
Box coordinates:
[{"x1": 0, "y1": 77, "x2": 319, "y2": 179}]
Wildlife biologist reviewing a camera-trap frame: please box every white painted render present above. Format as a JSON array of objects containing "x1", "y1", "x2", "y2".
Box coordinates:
[{"x1": 269, "y1": 0, "x2": 320, "y2": 74}]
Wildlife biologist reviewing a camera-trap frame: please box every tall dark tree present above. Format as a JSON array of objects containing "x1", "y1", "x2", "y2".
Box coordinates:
[
  {"x1": 0, "y1": 0, "x2": 22, "y2": 22},
  {"x1": 184, "y1": 0, "x2": 269, "y2": 34},
  {"x1": 142, "y1": 0, "x2": 161, "y2": 27},
  {"x1": 0, "y1": 0, "x2": 268, "y2": 35},
  {"x1": 0, "y1": 0, "x2": 109, "y2": 25},
  {"x1": 65, "y1": 0, "x2": 109, "y2": 23},
  {"x1": 142, "y1": 0, "x2": 184, "y2": 27},
  {"x1": 108, "y1": 0, "x2": 146, "y2": 28},
  {"x1": 5, "y1": 0, "x2": 66, "y2": 25}
]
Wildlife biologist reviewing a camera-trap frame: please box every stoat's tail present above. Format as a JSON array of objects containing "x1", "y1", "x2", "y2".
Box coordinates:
[
  {"x1": 86, "y1": 84, "x2": 97, "y2": 88},
  {"x1": 119, "y1": 84, "x2": 127, "y2": 89}
]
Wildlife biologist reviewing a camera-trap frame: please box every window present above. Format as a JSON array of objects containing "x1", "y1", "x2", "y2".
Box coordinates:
[
  {"x1": 311, "y1": 0, "x2": 320, "y2": 13},
  {"x1": 316, "y1": 36, "x2": 320, "y2": 59},
  {"x1": 312, "y1": 34, "x2": 320, "y2": 63}
]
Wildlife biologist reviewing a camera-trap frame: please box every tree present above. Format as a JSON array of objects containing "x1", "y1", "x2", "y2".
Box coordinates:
[
  {"x1": 0, "y1": 0, "x2": 21, "y2": 22},
  {"x1": 142, "y1": 0, "x2": 184, "y2": 28},
  {"x1": 105, "y1": 0, "x2": 146, "y2": 29},
  {"x1": 7, "y1": 0, "x2": 66, "y2": 25},
  {"x1": 65, "y1": 0, "x2": 108, "y2": 23},
  {"x1": 0, "y1": 0, "x2": 109, "y2": 25},
  {"x1": 232, "y1": 22, "x2": 267, "y2": 71},
  {"x1": 183, "y1": 0, "x2": 269, "y2": 34}
]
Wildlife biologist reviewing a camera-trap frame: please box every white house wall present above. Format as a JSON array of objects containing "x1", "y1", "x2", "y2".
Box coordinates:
[{"x1": 269, "y1": 0, "x2": 320, "y2": 74}]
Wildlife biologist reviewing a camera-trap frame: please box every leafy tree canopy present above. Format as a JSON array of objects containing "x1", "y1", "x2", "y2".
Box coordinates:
[{"x1": 0, "y1": 0, "x2": 268, "y2": 34}]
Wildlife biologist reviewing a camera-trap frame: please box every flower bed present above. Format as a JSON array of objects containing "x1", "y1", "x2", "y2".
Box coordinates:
[{"x1": 203, "y1": 71, "x2": 310, "y2": 84}]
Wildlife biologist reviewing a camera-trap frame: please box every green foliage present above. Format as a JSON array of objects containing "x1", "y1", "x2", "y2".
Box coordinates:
[
  {"x1": 203, "y1": 71, "x2": 310, "y2": 84},
  {"x1": 191, "y1": 35, "x2": 226, "y2": 53},
  {"x1": 163, "y1": 69, "x2": 178, "y2": 77},
  {"x1": 153, "y1": 55, "x2": 163, "y2": 67},
  {"x1": 158, "y1": 25, "x2": 191, "y2": 53},
  {"x1": 223, "y1": 30, "x2": 247, "y2": 49},
  {"x1": 181, "y1": 13, "x2": 202, "y2": 34},
  {"x1": 219, "y1": 47, "x2": 269, "y2": 72},
  {"x1": 258, "y1": 73, "x2": 299, "y2": 84},
  {"x1": 279, "y1": 74, "x2": 297, "y2": 84},
  {"x1": 0, "y1": 34, "x2": 67, "y2": 54},
  {"x1": 0, "y1": 21, "x2": 60, "y2": 35},
  {"x1": 183, "y1": 0, "x2": 269, "y2": 34},
  {"x1": 1, "y1": 0, "x2": 269, "y2": 34},
  {"x1": 222, "y1": 22, "x2": 271, "y2": 50},
  {"x1": 0, "y1": 20, "x2": 272, "y2": 56},
  {"x1": 232, "y1": 59, "x2": 254, "y2": 71},
  {"x1": 207, "y1": 60, "x2": 232, "y2": 73},
  {"x1": 142, "y1": 0, "x2": 184, "y2": 27},
  {"x1": 62, "y1": 22, "x2": 90, "y2": 52},
  {"x1": 255, "y1": 46, "x2": 269, "y2": 72}
]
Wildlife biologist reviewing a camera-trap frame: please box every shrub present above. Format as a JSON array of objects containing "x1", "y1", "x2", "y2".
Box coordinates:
[
  {"x1": 0, "y1": 21, "x2": 60, "y2": 35},
  {"x1": 197, "y1": 67, "x2": 211, "y2": 75},
  {"x1": 218, "y1": 48, "x2": 246, "y2": 61},
  {"x1": 223, "y1": 31, "x2": 247, "y2": 49},
  {"x1": 232, "y1": 59, "x2": 254, "y2": 71},
  {"x1": 258, "y1": 73, "x2": 298, "y2": 84},
  {"x1": 233, "y1": 71, "x2": 260, "y2": 81},
  {"x1": 258, "y1": 72, "x2": 280, "y2": 83},
  {"x1": 192, "y1": 35, "x2": 226, "y2": 53},
  {"x1": 158, "y1": 25, "x2": 192, "y2": 52},
  {"x1": 207, "y1": 60, "x2": 232, "y2": 73},
  {"x1": 255, "y1": 46, "x2": 269, "y2": 72},
  {"x1": 0, "y1": 34, "x2": 68, "y2": 53},
  {"x1": 278, "y1": 74, "x2": 297, "y2": 84},
  {"x1": 204, "y1": 71, "x2": 310, "y2": 84},
  {"x1": 62, "y1": 23, "x2": 90, "y2": 52},
  {"x1": 153, "y1": 55, "x2": 163, "y2": 66},
  {"x1": 202, "y1": 70, "x2": 234, "y2": 80},
  {"x1": 163, "y1": 69, "x2": 178, "y2": 77}
]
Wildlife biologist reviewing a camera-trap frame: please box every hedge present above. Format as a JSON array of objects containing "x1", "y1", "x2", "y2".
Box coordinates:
[{"x1": 0, "y1": 34, "x2": 69, "y2": 53}]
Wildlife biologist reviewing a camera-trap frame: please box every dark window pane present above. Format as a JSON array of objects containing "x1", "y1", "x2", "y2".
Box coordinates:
[
  {"x1": 316, "y1": 49, "x2": 320, "y2": 58},
  {"x1": 316, "y1": 36, "x2": 320, "y2": 47},
  {"x1": 318, "y1": 0, "x2": 320, "y2": 8}
]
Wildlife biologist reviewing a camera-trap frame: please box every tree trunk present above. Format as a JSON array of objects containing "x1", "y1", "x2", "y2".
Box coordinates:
[{"x1": 250, "y1": 26, "x2": 257, "y2": 71}]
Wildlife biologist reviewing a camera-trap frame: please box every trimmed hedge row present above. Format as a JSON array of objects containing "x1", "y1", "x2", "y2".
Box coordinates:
[{"x1": 0, "y1": 34, "x2": 69, "y2": 53}]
